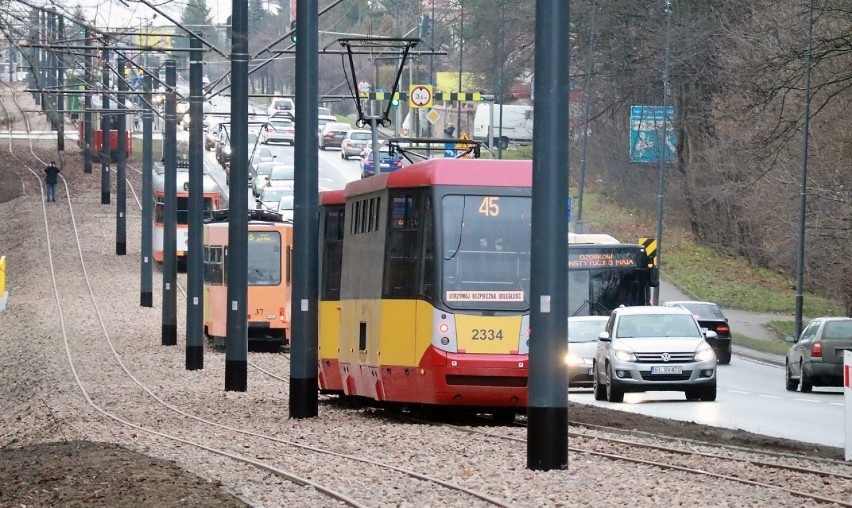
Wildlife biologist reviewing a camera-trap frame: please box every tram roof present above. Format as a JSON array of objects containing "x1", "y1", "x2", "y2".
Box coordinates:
[
  {"x1": 344, "y1": 158, "x2": 532, "y2": 198},
  {"x1": 319, "y1": 189, "x2": 345, "y2": 205}
]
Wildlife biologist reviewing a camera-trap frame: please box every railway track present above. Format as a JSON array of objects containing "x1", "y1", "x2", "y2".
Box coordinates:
[
  {"x1": 30, "y1": 113, "x2": 508, "y2": 506},
  {"x1": 386, "y1": 410, "x2": 852, "y2": 507}
]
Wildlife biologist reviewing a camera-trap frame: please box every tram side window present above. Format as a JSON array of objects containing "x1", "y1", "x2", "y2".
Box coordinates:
[
  {"x1": 203, "y1": 197, "x2": 215, "y2": 219},
  {"x1": 176, "y1": 197, "x2": 189, "y2": 225},
  {"x1": 321, "y1": 208, "x2": 345, "y2": 300},
  {"x1": 384, "y1": 192, "x2": 421, "y2": 297},
  {"x1": 154, "y1": 199, "x2": 164, "y2": 223},
  {"x1": 204, "y1": 245, "x2": 224, "y2": 285},
  {"x1": 420, "y1": 195, "x2": 434, "y2": 301}
]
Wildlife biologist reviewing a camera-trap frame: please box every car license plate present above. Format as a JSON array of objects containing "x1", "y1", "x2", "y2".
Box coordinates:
[{"x1": 650, "y1": 366, "x2": 682, "y2": 375}]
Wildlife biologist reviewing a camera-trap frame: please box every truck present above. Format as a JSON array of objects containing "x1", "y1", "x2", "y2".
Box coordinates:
[{"x1": 472, "y1": 103, "x2": 533, "y2": 149}]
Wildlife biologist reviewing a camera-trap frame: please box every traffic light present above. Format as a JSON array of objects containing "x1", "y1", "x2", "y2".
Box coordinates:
[
  {"x1": 419, "y1": 14, "x2": 431, "y2": 39},
  {"x1": 391, "y1": 94, "x2": 400, "y2": 107},
  {"x1": 290, "y1": 20, "x2": 296, "y2": 43}
]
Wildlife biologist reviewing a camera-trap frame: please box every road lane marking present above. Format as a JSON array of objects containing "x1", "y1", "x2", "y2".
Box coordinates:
[
  {"x1": 758, "y1": 394, "x2": 782, "y2": 399},
  {"x1": 792, "y1": 398, "x2": 820, "y2": 403},
  {"x1": 728, "y1": 390, "x2": 752, "y2": 395},
  {"x1": 829, "y1": 402, "x2": 844, "y2": 407}
]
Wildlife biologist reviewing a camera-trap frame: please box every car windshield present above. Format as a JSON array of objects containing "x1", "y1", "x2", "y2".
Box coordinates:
[
  {"x1": 673, "y1": 302, "x2": 725, "y2": 319},
  {"x1": 278, "y1": 196, "x2": 294, "y2": 210},
  {"x1": 261, "y1": 188, "x2": 291, "y2": 202},
  {"x1": 271, "y1": 120, "x2": 293, "y2": 128},
  {"x1": 256, "y1": 164, "x2": 275, "y2": 176},
  {"x1": 270, "y1": 166, "x2": 295, "y2": 180},
  {"x1": 823, "y1": 321, "x2": 852, "y2": 340},
  {"x1": 616, "y1": 314, "x2": 700, "y2": 338},
  {"x1": 568, "y1": 319, "x2": 607, "y2": 343},
  {"x1": 351, "y1": 132, "x2": 371, "y2": 141}
]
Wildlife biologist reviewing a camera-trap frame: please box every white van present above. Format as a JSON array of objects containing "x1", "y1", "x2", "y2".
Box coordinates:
[{"x1": 472, "y1": 104, "x2": 533, "y2": 149}]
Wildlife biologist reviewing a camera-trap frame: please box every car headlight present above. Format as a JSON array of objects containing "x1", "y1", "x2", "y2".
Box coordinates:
[
  {"x1": 224, "y1": 147, "x2": 231, "y2": 154},
  {"x1": 694, "y1": 345, "x2": 716, "y2": 362},
  {"x1": 613, "y1": 349, "x2": 636, "y2": 362},
  {"x1": 563, "y1": 353, "x2": 585, "y2": 366}
]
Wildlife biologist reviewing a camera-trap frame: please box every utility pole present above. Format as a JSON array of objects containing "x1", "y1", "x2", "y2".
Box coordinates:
[
  {"x1": 456, "y1": 0, "x2": 464, "y2": 133},
  {"x1": 226, "y1": 0, "x2": 249, "y2": 391},
  {"x1": 527, "y1": 0, "x2": 570, "y2": 472},
  {"x1": 186, "y1": 33, "x2": 204, "y2": 370},
  {"x1": 652, "y1": 0, "x2": 672, "y2": 305},
  {"x1": 161, "y1": 59, "x2": 178, "y2": 347},
  {"x1": 101, "y1": 45, "x2": 111, "y2": 205},
  {"x1": 794, "y1": 0, "x2": 815, "y2": 339},
  {"x1": 116, "y1": 56, "x2": 127, "y2": 256},
  {"x1": 576, "y1": 0, "x2": 597, "y2": 227}
]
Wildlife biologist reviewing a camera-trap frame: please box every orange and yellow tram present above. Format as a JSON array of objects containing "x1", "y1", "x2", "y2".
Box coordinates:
[{"x1": 202, "y1": 209, "x2": 294, "y2": 348}]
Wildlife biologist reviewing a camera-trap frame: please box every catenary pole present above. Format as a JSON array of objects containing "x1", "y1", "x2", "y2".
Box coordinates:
[
  {"x1": 186, "y1": 33, "x2": 204, "y2": 370},
  {"x1": 83, "y1": 26, "x2": 93, "y2": 173},
  {"x1": 527, "y1": 0, "x2": 570, "y2": 471},
  {"x1": 57, "y1": 14, "x2": 65, "y2": 151},
  {"x1": 116, "y1": 56, "x2": 127, "y2": 255},
  {"x1": 225, "y1": 0, "x2": 249, "y2": 391},
  {"x1": 101, "y1": 44, "x2": 111, "y2": 205},
  {"x1": 161, "y1": 59, "x2": 178, "y2": 346},
  {"x1": 289, "y1": 0, "x2": 320, "y2": 418},
  {"x1": 576, "y1": 0, "x2": 597, "y2": 225},
  {"x1": 141, "y1": 73, "x2": 153, "y2": 307}
]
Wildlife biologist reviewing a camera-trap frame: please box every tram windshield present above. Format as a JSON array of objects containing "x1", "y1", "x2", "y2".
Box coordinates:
[
  {"x1": 440, "y1": 195, "x2": 531, "y2": 311},
  {"x1": 247, "y1": 231, "x2": 281, "y2": 286}
]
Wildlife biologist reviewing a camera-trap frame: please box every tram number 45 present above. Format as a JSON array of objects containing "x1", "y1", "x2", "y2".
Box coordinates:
[
  {"x1": 478, "y1": 197, "x2": 500, "y2": 217},
  {"x1": 472, "y1": 329, "x2": 504, "y2": 340}
]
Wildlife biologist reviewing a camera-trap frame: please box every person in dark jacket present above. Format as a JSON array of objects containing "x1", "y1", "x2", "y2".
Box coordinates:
[{"x1": 44, "y1": 161, "x2": 60, "y2": 202}]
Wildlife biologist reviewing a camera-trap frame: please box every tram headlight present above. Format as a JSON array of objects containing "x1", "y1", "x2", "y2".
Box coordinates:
[{"x1": 439, "y1": 323, "x2": 449, "y2": 333}]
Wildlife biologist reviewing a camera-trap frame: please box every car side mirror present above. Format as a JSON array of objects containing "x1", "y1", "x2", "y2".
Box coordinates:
[
  {"x1": 784, "y1": 335, "x2": 797, "y2": 343},
  {"x1": 704, "y1": 330, "x2": 718, "y2": 339},
  {"x1": 598, "y1": 331, "x2": 611, "y2": 342}
]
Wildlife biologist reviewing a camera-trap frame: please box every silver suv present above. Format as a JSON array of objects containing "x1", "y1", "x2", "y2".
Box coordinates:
[{"x1": 592, "y1": 306, "x2": 718, "y2": 402}]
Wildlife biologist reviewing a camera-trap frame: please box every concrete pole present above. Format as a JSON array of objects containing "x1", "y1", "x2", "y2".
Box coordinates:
[
  {"x1": 83, "y1": 27, "x2": 93, "y2": 173},
  {"x1": 186, "y1": 33, "x2": 205, "y2": 370},
  {"x1": 116, "y1": 56, "x2": 127, "y2": 255},
  {"x1": 161, "y1": 59, "x2": 178, "y2": 346},
  {"x1": 141, "y1": 73, "x2": 154, "y2": 307},
  {"x1": 101, "y1": 45, "x2": 111, "y2": 205}
]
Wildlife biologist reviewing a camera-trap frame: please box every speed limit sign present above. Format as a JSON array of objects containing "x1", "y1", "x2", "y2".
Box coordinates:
[{"x1": 409, "y1": 84, "x2": 433, "y2": 109}]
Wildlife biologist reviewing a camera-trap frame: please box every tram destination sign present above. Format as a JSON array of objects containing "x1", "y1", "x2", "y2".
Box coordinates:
[{"x1": 568, "y1": 250, "x2": 640, "y2": 269}]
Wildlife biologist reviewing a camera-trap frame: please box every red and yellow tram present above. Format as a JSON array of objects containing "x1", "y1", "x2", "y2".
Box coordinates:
[
  {"x1": 318, "y1": 190, "x2": 346, "y2": 392},
  {"x1": 328, "y1": 158, "x2": 533, "y2": 409},
  {"x1": 77, "y1": 110, "x2": 133, "y2": 161}
]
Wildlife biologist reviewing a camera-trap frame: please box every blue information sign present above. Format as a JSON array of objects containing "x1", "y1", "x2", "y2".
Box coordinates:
[
  {"x1": 629, "y1": 105, "x2": 676, "y2": 163},
  {"x1": 443, "y1": 142, "x2": 457, "y2": 158}
]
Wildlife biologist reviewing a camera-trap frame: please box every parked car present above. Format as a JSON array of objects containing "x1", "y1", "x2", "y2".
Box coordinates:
[
  {"x1": 268, "y1": 97, "x2": 294, "y2": 119},
  {"x1": 340, "y1": 129, "x2": 372, "y2": 160},
  {"x1": 276, "y1": 194, "x2": 294, "y2": 221},
  {"x1": 267, "y1": 164, "x2": 295, "y2": 190},
  {"x1": 317, "y1": 114, "x2": 338, "y2": 136},
  {"x1": 360, "y1": 144, "x2": 403, "y2": 178},
  {"x1": 785, "y1": 317, "x2": 852, "y2": 392},
  {"x1": 662, "y1": 301, "x2": 732, "y2": 364},
  {"x1": 252, "y1": 162, "x2": 277, "y2": 196},
  {"x1": 205, "y1": 121, "x2": 225, "y2": 151},
  {"x1": 319, "y1": 122, "x2": 351, "y2": 150},
  {"x1": 592, "y1": 306, "x2": 718, "y2": 402},
  {"x1": 256, "y1": 186, "x2": 293, "y2": 212},
  {"x1": 262, "y1": 118, "x2": 295, "y2": 145},
  {"x1": 249, "y1": 147, "x2": 276, "y2": 173},
  {"x1": 566, "y1": 316, "x2": 609, "y2": 388}
]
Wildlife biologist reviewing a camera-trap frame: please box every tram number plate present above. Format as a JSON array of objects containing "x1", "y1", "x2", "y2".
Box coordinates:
[{"x1": 650, "y1": 366, "x2": 682, "y2": 375}]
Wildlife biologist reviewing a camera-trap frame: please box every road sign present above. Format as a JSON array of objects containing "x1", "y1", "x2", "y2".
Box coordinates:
[
  {"x1": 425, "y1": 108, "x2": 440, "y2": 125},
  {"x1": 455, "y1": 131, "x2": 474, "y2": 159},
  {"x1": 629, "y1": 105, "x2": 675, "y2": 164},
  {"x1": 358, "y1": 80, "x2": 371, "y2": 96},
  {"x1": 409, "y1": 84, "x2": 433, "y2": 109}
]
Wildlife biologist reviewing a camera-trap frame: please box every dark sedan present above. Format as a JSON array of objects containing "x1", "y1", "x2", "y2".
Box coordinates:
[
  {"x1": 785, "y1": 317, "x2": 852, "y2": 392},
  {"x1": 662, "y1": 300, "x2": 732, "y2": 364}
]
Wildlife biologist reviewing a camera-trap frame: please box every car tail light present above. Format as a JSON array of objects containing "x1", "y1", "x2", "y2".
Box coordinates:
[
  {"x1": 812, "y1": 340, "x2": 822, "y2": 358},
  {"x1": 267, "y1": 125, "x2": 275, "y2": 132},
  {"x1": 287, "y1": 128, "x2": 295, "y2": 134},
  {"x1": 716, "y1": 324, "x2": 729, "y2": 334},
  {"x1": 324, "y1": 132, "x2": 334, "y2": 138}
]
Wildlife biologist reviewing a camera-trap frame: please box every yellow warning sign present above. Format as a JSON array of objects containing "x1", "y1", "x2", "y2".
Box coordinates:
[
  {"x1": 455, "y1": 131, "x2": 474, "y2": 159},
  {"x1": 639, "y1": 237, "x2": 657, "y2": 267}
]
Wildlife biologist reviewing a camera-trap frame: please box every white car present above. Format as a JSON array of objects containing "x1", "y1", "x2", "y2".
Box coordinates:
[
  {"x1": 262, "y1": 118, "x2": 295, "y2": 145},
  {"x1": 276, "y1": 195, "x2": 294, "y2": 221},
  {"x1": 592, "y1": 306, "x2": 718, "y2": 402},
  {"x1": 256, "y1": 186, "x2": 292, "y2": 212}
]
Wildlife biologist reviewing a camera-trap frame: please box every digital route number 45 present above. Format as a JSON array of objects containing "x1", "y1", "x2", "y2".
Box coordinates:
[{"x1": 479, "y1": 197, "x2": 500, "y2": 217}]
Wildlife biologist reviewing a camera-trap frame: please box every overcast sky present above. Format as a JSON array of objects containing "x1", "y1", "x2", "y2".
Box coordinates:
[{"x1": 69, "y1": 0, "x2": 232, "y2": 29}]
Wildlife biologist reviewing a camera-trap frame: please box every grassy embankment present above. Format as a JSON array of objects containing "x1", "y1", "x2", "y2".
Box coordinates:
[{"x1": 497, "y1": 146, "x2": 844, "y2": 355}]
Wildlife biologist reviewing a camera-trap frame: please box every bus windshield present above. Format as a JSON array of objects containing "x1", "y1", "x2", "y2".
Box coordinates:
[{"x1": 440, "y1": 195, "x2": 531, "y2": 311}]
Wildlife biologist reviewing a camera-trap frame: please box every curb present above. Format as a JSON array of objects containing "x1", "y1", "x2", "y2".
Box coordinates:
[{"x1": 732, "y1": 345, "x2": 784, "y2": 367}]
